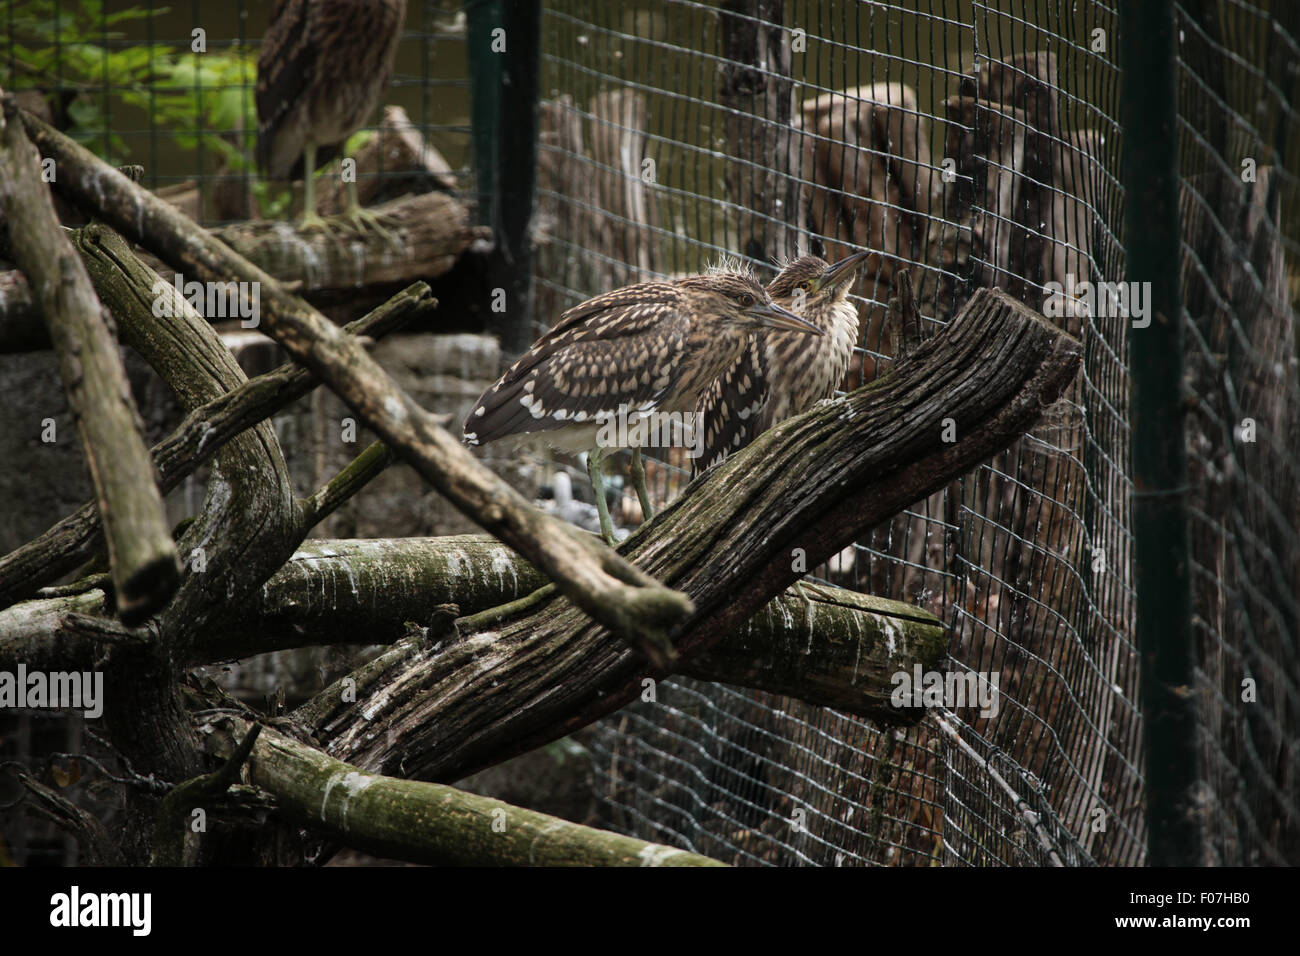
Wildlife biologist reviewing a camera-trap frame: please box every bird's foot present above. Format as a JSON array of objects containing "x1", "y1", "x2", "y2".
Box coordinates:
[
  {"x1": 295, "y1": 210, "x2": 341, "y2": 237},
  {"x1": 341, "y1": 205, "x2": 404, "y2": 251}
]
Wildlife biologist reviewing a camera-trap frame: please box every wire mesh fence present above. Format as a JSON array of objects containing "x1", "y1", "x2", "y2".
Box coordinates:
[
  {"x1": 1, "y1": 0, "x2": 1295, "y2": 866},
  {"x1": 1, "y1": 0, "x2": 475, "y2": 224},
  {"x1": 1174, "y1": 0, "x2": 1300, "y2": 865},
  {"x1": 538, "y1": 0, "x2": 1297, "y2": 866}
]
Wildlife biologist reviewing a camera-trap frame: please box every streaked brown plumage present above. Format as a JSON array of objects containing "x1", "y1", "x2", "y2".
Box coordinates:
[
  {"x1": 256, "y1": 0, "x2": 406, "y2": 227},
  {"x1": 465, "y1": 272, "x2": 823, "y2": 541},
  {"x1": 696, "y1": 252, "x2": 868, "y2": 470}
]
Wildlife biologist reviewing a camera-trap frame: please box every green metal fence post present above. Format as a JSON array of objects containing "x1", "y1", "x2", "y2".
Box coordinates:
[
  {"x1": 1119, "y1": 0, "x2": 1203, "y2": 866},
  {"x1": 467, "y1": 0, "x2": 542, "y2": 356}
]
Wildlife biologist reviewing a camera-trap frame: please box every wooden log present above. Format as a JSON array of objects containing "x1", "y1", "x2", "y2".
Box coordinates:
[
  {"x1": 680, "y1": 583, "x2": 945, "y2": 724},
  {"x1": 589, "y1": 90, "x2": 659, "y2": 281},
  {"x1": 70, "y1": 219, "x2": 298, "y2": 780},
  {"x1": 0, "y1": 95, "x2": 178, "y2": 624},
  {"x1": 204, "y1": 717, "x2": 725, "y2": 867},
  {"x1": 800, "y1": 83, "x2": 941, "y2": 387},
  {"x1": 211, "y1": 191, "x2": 485, "y2": 295},
  {"x1": 937, "y1": 55, "x2": 1113, "y2": 841},
  {"x1": 188, "y1": 535, "x2": 945, "y2": 724},
  {"x1": 535, "y1": 90, "x2": 660, "y2": 313},
  {"x1": 315, "y1": 104, "x2": 458, "y2": 213}
]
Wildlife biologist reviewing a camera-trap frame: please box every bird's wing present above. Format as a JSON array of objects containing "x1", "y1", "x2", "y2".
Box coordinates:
[
  {"x1": 694, "y1": 336, "x2": 769, "y2": 473},
  {"x1": 256, "y1": 0, "x2": 323, "y2": 177},
  {"x1": 465, "y1": 284, "x2": 694, "y2": 445}
]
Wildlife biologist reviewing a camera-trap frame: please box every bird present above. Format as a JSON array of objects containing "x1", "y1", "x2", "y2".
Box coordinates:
[
  {"x1": 696, "y1": 251, "x2": 869, "y2": 470},
  {"x1": 464, "y1": 272, "x2": 824, "y2": 544},
  {"x1": 256, "y1": 0, "x2": 407, "y2": 236}
]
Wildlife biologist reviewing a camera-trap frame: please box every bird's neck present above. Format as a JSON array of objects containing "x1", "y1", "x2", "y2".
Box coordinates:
[{"x1": 665, "y1": 326, "x2": 750, "y2": 412}]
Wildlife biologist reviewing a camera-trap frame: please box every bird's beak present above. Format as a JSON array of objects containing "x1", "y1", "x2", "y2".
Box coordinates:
[
  {"x1": 818, "y1": 250, "x2": 870, "y2": 292},
  {"x1": 744, "y1": 300, "x2": 825, "y2": 335}
]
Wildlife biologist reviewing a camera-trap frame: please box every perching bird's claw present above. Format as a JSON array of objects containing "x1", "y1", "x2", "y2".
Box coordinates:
[
  {"x1": 295, "y1": 210, "x2": 337, "y2": 236},
  {"x1": 341, "y1": 205, "x2": 404, "y2": 251}
]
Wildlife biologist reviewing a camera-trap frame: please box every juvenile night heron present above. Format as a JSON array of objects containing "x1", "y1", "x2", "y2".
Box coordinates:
[
  {"x1": 697, "y1": 252, "x2": 869, "y2": 469},
  {"x1": 464, "y1": 273, "x2": 823, "y2": 543},
  {"x1": 256, "y1": 0, "x2": 407, "y2": 234}
]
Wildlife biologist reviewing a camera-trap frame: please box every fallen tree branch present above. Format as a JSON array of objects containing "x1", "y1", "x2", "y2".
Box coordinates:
[
  {"x1": 205, "y1": 716, "x2": 725, "y2": 867},
  {"x1": 0, "y1": 589, "x2": 144, "y2": 674},
  {"x1": 18, "y1": 105, "x2": 693, "y2": 669},
  {"x1": 203, "y1": 535, "x2": 545, "y2": 663},
  {"x1": 308, "y1": 286, "x2": 1081, "y2": 782},
  {"x1": 79, "y1": 220, "x2": 297, "y2": 782},
  {"x1": 0, "y1": 95, "x2": 178, "y2": 624}
]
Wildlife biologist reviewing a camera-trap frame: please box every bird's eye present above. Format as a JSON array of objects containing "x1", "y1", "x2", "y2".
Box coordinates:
[
  {"x1": 797, "y1": 281, "x2": 810, "y2": 291},
  {"x1": 740, "y1": 293, "x2": 754, "y2": 307}
]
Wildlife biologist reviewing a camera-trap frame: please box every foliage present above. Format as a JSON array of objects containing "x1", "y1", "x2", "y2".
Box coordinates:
[
  {"x1": 3, "y1": 1, "x2": 256, "y2": 166},
  {"x1": 3, "y1": 0, "x2": 381, "y2": 219}
]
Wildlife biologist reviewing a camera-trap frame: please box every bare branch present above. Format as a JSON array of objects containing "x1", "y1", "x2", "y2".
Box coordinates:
[
  {"x1": 150, "y1": 724, "x2": 262, "y2": 866},
  {"x1": 1, "y1": 762, "x2": 124, "y2": 865},
  {"x1": 0, "y1": 95, "x2": 178, "y2": 624},
  {"x1": 206, "y1": 717, "x2": 725, "y2": 867},
  {"x1": 297, "y1": 441, "x2": 396, "y2": 530}
]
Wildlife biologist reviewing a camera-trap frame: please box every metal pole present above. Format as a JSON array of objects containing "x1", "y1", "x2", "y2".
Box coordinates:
[
  {"x1": 1119, "y1": 0, "x2": 1202, "y2": 865},
  {"x1": 467, "y1": 0, "x2": 541, "y2": 356}
]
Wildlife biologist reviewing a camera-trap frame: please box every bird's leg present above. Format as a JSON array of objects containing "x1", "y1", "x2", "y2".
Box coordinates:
[
  {"x1": 586, "y1": 448, "x2": 617, "y2": 546},
  {"x1": 341, "y1": 168, "x2": 403, "y2": 249},
  {"x1": 630, "y1": 448, "x2": 654, "y2": 522},
  {"x1": 297, "y1": 141, "x2": 331, "y2": 233}
]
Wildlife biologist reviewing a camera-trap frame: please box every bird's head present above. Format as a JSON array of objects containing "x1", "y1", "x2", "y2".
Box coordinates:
[
  {"x1": 680, "y1": 272, "x2": 824, "y2": 335},
  {"x1": 768, "y1": 251, "x2": 870, "y2": 305}
]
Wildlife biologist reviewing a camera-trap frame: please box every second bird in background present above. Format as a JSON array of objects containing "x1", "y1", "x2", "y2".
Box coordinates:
[
  {"x1": 696, "y1": 251, "x2": 870, "y2": 470},
  {"x1": 256, "y1": 0, "x2": 408, "y2": 236}
]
